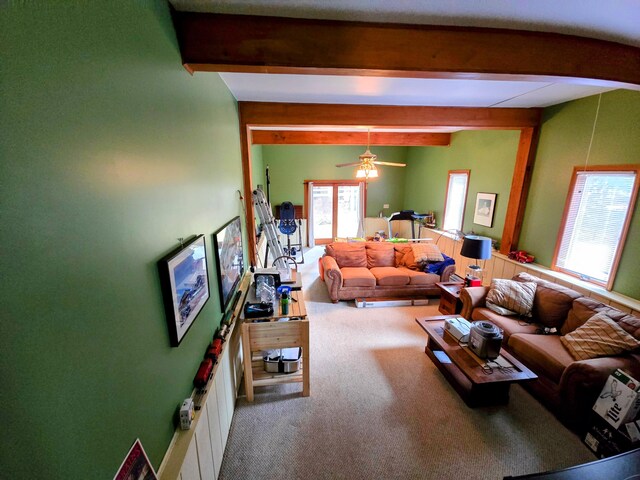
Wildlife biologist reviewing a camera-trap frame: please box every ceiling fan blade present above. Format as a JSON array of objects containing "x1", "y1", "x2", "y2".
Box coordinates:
[
  {"x1": 336, "y1": 162, "x2": 362, "y2": 167},
  {"x1": 373, "y1": 161, "x2": 407, "y2": 167}
]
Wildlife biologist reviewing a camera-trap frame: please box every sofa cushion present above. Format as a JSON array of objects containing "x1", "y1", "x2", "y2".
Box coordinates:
[
  {"x1": 471, "y1": 307, "x2": 540, "y2": 341},
  {"x1": 513, "y1": 272, "x2": 582, "y2": 327},
  {"x1": 366, "y1": 242, "x2": 395, "y2": 268},
  {"x1": 560, "y1": 312, "x2": 640, "y2": 360},
  {"x1": 397, "y1": 267, "x2": 439, "y2": 286},
  {"x1": 486, "y1": 279, "x2": 537, "y2": 316},
  {"x1": 325, "y1": 243, "x2": 367, "y2": 268},
  {"x1": 370, "y1": 267, "x2": 410, "y2": 286},
  {"x1": 509, "y1": 333, "x2": 574, "y2": 384},
  {"x1": 562, "y1": 296, "x2": 640, "y2": 338},
  {"x1": 341, "y1": 267, "x2": 376, "y2": 288}
]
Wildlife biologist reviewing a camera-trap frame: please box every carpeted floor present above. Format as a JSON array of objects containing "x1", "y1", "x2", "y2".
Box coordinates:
[{"x1": 219, "y1": 247, "x2": 594, "y2": 479}]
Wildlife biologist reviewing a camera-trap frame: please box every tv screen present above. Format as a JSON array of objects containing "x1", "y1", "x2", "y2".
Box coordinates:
[{"x1": 213, "y1": 216, "x2": 245, "y2": 313}]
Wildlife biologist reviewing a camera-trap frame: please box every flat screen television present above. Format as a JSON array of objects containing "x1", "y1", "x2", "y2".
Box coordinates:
[{"x1": 213, "y1": 216, "x2": 245, "y2": 313}]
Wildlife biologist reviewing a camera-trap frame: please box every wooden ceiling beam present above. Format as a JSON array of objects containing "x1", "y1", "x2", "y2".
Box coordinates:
[
  {"x1": 240, "y1": 102, "x2": 542, "y2": 129},
  {"x1": 251, "y1": 131, "x2": 451, "y2": 146},
  {"x1": 172, "y1": 12, "x2": 640, "y2": 89}
]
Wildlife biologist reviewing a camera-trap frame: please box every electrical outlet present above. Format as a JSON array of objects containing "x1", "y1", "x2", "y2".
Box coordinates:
[{"x1": 383, "y1": 204, "x2": 389, "y2": 209}]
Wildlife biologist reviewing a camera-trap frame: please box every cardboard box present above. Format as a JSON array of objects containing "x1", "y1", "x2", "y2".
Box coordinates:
[
  {"x1": 584, "y1": 414, "x2": 638, "y2": 458},
  {"x1": 592, "y1": 369, "x2": 640, "y2": 429}
]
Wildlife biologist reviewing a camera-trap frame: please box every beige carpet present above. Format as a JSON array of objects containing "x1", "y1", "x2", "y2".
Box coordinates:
[{"x1": 220, "y1": 247, "x2": 594, "y2": 479}]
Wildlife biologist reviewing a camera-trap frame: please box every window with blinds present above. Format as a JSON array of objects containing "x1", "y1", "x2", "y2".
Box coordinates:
[
  {"x1": 442, "y1": 170, "x2": 470, "y2": 231},
  {"x1": 554, "y1": 168, "x2": 639, "y2": 289}
]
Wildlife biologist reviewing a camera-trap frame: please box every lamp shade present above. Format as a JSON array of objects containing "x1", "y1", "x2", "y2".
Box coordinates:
[{"x1": 460, "y1": 235, "x2": 492, "y2": 260}]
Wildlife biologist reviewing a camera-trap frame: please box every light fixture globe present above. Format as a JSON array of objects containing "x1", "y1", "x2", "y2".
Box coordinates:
[{"x1": 355, "y1": 154, "x2": 378, "y2": 179}]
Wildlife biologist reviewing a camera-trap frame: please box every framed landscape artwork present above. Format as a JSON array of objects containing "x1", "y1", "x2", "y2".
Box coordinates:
[
  {"x1": 158, "y1": 235, "x2": 210, "y2": 347},
  {"x1": 473, "y1": 193, "x2": 497, "y2": 227}
]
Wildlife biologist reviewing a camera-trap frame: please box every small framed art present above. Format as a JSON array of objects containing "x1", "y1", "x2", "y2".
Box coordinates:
[
  {"x1": 473, "y1": 193, "x2": 497, "y2": 227},
  {"x1": 113, "y1": 439, "x2": 157, "y2": 480},
  {"x1": 158, "y1": 235, "x2": 210, "y2": 346}
]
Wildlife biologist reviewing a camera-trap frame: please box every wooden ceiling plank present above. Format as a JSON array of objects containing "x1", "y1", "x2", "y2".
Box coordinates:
[
  {"x1": 251, "y1": 131, "x2": 451, "y2": 146},
  {"x1": 172, "y1": 12, "x2": 640, "y2": 89},
  {"x1": 240, "y1": 102, "x2": 542, "y2": 129}
]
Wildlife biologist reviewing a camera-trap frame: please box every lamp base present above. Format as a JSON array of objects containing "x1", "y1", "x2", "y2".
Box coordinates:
[{"x1": 465, "y1": 264, "x2": 483, "y2": 287}]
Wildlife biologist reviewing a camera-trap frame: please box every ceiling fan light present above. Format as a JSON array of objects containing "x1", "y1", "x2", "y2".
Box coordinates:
[
  {"x1": 368, "y1": 166, "x2": 379, "y2": 178},
  {"x1": 355, "y1": 168, "x2": 367, "y2": 178}
]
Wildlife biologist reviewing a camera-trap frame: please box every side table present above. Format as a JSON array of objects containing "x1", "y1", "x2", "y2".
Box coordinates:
[{"x1": 436, "y1": 281, "x2": 464, "y2": 315}]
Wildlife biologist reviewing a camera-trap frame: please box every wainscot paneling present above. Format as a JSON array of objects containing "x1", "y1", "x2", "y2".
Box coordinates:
[
  {"x1": 422, "y1": 229, "x2": 640, "y2": 312},
  {"x1": 158, "y1": 275, "x2": 250, "y2": 480}
]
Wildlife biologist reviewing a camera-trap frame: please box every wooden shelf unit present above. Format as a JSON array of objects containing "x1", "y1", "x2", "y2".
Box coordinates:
[{"x1": 241, "y1": 289, "x2": 310, "y2": 401}]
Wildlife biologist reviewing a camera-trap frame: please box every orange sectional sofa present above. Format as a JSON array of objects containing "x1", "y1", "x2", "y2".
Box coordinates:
[{"x1": 319, "y1": 241, "x2": 455, "y2": 303}]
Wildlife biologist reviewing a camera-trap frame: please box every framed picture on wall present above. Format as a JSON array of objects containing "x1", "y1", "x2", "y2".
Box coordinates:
[
  {"x1": 158, "y1": 235, "x2": 210, "y2": 347},
  {"x1": 473, "y1": 193, "x2": 497, "y2": 227}
]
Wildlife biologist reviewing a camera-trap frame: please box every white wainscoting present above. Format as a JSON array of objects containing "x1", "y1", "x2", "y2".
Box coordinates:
[
  {"x1": 423, "y1": 228, "x2": 640, "y2": 315},
  {"x1": 158, "y1": 280, "x2": 248, "y2": 480}
]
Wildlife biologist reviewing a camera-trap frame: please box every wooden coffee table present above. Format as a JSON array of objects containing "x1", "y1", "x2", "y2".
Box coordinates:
[{"x1": 416, "y1": 316, "x2": 537, "y2": 407}]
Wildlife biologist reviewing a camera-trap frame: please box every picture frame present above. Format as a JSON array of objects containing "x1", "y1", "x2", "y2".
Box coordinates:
[
  {"x1": 158, "y1": 235, "x2": 210, "y2": 347},
  {"x1": 113, "y1": 438, "x2": 157, "y2": 480},
  {"x1": 473, "y1": 192, "x2": 497, "y2": 227}
]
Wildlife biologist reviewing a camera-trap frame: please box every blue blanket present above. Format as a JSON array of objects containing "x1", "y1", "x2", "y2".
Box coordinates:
[{"x1": 426, "y1": 254, "x2": 455, "y2": 275}]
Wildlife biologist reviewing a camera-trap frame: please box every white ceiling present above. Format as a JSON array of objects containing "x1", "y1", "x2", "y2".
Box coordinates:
[
  {"x1": 219, "y1": 73, "x2": 613, "y2": 108},
  {"x1": 173, "y1": 0, "x2": 638, "y2": 113}
]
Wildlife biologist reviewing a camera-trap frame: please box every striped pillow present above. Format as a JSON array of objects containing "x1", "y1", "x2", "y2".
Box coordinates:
[
  {"x1": 486, "y1": 279, "x2": 537, "y2": 317},
  {"x1": 561, "y1": 312, "x2": 640, "y2": 360}
]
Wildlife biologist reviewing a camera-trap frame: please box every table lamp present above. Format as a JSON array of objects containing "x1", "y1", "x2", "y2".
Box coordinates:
[{"x1": 460, "y1": 235, "x2": 492, "y2": 286}]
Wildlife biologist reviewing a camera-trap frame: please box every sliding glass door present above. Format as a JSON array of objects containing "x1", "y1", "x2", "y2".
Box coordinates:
[
  {"x1": 307, "y1": 181, "x2": 364, "y2": 245},
  {"x1": 311, "y1": 185, "x2": 334, "y2": 243}
]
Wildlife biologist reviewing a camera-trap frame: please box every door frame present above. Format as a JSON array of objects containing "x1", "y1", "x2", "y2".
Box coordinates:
[{"x1": 304, "y1": 180, "x2": 367, "y2": 245}]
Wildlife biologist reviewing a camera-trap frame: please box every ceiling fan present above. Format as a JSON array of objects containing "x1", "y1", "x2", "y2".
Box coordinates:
[{"x1": 335, "y1": 129, "x2": 406, "y2": 179}]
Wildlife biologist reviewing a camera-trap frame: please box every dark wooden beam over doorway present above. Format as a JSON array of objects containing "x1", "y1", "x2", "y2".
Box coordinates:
[
  {"x1": 251, "y1": 131, "x2": 452, "y2": 146},
  {"x1": 172, "y1": 12, "x2": 640, "y2": 89}
]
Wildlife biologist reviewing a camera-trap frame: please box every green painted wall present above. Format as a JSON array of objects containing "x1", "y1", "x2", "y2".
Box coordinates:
[
  {"x1": 1, "y1": 2, "x2": 243, "y2": 478},
  {"x1": 519, "y1": 90, "x2": 640, "y2": 298},
  {"x1": 403, "y1": 130, "x2": 520, "y2": 241},
  {"x1": 262, "y1": 145, "x2": 408, "y2": 215}
]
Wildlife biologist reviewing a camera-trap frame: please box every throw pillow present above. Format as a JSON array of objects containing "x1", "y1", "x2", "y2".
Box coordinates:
[
  {"x1": 486, "y1": 279, "x2": 537, "y2": 317},
  {"x1": 410, "y1": 243, "x2": 444, "y2": 263},
  {"x1": 325, "y1": 243, "x2": 366, "y2": 268},
  {"x1": 561, "y1": 312, "x2": 640, "y2": 361},
  {"x1": 365, "y1": 242, "x2": 395, "y2": 268},
  {"x1": 400, "y1": 248, "x2": 420, "y2": 270}
]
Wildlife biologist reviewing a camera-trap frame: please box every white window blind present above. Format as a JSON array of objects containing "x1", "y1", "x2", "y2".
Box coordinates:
[
  {"x1": 556, "y1": 170, "x2": 636, "y2": 284},
  {"x1": 442, "y1": 172, "x2": 469, "y2": 231}
]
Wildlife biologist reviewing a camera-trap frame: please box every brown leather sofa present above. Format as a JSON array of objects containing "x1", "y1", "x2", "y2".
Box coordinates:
[
  {"x1": 319, "y1": 241, "x2": 455, "y2": 303},
  {"x1": 460, "y1": 272, "x2": 640, "y2": 432}
]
